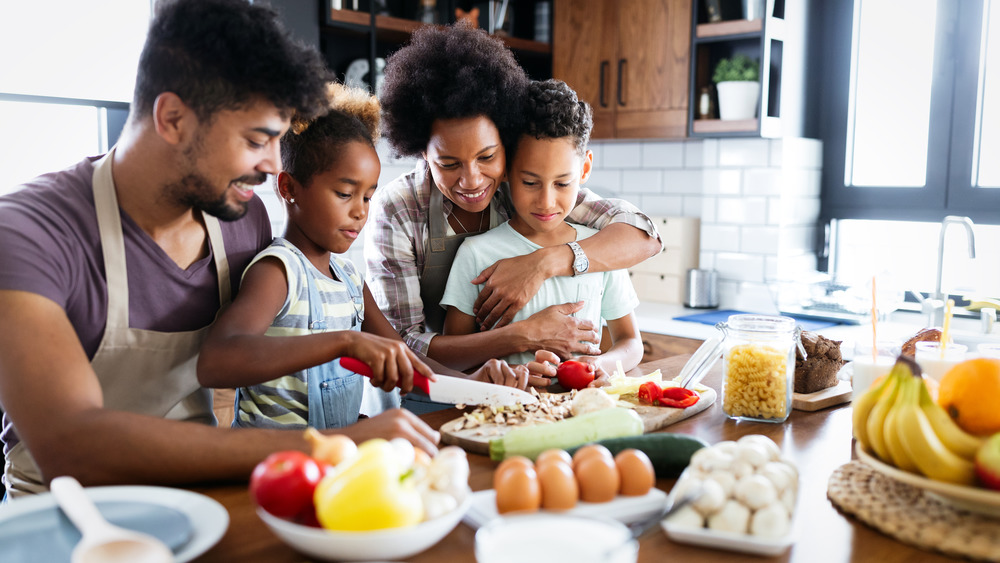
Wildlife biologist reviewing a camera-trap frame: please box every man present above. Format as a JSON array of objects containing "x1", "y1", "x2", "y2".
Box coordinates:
[{"x1": 0, "y1": 0, "x2": 439, "y2": 498}]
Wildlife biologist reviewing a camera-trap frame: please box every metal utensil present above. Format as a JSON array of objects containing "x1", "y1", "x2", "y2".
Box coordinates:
[
  {"x1": 339, "y1": 357, "x2": 538, "y2": 406},
  {"x1": 627, "y1": 485, "x2": 704, "y2": 539},
  {"x1": 50, "y1": 476, "x2": 173, "y2": 563}
]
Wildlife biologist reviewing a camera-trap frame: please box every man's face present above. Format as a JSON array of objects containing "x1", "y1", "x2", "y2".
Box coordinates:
[{"x1": 166, "y1": 99, "x2": 289, "y2": 221}]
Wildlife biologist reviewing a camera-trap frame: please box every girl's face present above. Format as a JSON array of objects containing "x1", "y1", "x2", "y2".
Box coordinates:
[
  {"x1": 423, "y1": 115, "x2": 506, "y2": 214},
  {"x1": 507, "y1": 135, "x2": 593, "y2": 243},
  {"x1": 282, "y1": 141, "x2": 380, "y2": 255}
]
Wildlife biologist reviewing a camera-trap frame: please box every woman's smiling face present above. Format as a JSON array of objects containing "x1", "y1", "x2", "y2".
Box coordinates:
[{"x1": 423, "y1": 115, "x2": 506, "y2": 214}]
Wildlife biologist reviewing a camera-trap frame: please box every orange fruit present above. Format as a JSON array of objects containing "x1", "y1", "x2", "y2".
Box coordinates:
[{"x1": 937, "y1": 358, "x2": 1000, "y2": 436}]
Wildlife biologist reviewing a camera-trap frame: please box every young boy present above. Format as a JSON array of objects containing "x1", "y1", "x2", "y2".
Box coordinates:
[{"x1": 440, "y1": 79, "x2": 643, "y2": 385}]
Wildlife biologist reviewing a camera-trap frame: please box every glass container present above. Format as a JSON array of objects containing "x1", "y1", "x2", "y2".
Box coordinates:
[{"x1": 720, "y1": 315, "x2": 799, "y2": 423}]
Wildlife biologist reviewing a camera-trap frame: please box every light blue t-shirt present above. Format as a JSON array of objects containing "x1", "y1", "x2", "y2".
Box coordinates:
[{"x1": 440, "y1": 222, "x2": 639, "y2": 365}]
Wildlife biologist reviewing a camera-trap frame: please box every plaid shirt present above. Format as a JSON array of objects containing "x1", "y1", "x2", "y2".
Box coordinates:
[{"x1": 364, "y1": 162, "x2": 662, "y2": 355}]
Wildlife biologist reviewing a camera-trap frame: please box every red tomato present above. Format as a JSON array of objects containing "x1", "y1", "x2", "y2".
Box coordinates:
[
  {"x1": 637, "y1": 381, "x2": 662, "y2": 404},
  {"x1": 556, "y1": 360, "x2": 596, "y2": 390},
  {"x1": 657, "y1": 386, "x2": 699, "y2": 408},
  {"x1": 249, "y1": 451, "x2": 323, "y2": 519}
]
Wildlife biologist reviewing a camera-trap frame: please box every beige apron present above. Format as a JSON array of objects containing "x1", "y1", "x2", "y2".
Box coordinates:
[{"x1": 5, "y1": 149, "x2": 230, "y2": 497}]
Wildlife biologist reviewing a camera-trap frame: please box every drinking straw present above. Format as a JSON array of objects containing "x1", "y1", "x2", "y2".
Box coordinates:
[
  {"x1": 871, "y1": 276, "x2": 878, "y2": 363},
  {"x1": 941, "y1": 298, "x2": 954, "y2": 359}
]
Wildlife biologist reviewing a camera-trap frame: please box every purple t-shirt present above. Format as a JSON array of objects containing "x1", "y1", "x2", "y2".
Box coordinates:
[
  {"x1": 0, "y1": 156, "x2": 271, "y2": 454},
  {"x1": 0, "y1": 156, "x2": 272, "y2": 358}
]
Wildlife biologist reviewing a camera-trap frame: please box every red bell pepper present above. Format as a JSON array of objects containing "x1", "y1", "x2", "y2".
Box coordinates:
[{"x1": 657, "y1": 386, "x2": 699, "y2": 408}]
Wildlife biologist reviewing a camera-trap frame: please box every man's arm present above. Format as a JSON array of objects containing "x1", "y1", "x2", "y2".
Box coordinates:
[{"x1": 0, "y1": 290, "x2": 435, "y2": 487}]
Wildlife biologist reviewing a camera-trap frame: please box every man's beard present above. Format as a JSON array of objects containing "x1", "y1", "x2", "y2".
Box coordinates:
[{"x1": 167, "y1": 172, "x2": 262, "y2": 222}]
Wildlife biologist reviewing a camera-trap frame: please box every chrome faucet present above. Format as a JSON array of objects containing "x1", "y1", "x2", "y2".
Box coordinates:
[{"x1": 928, "y1": 216, "x2": 976, "y2": 326}]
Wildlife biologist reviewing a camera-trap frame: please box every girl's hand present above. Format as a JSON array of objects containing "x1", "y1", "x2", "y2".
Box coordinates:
[
  {"x1": 525, "y1": 350, "x2": 559, "y2": 387},
  {"x1": 344, "y1": 409, "x2": 440, "y2": 456},
  {"x1": 471, "y1": 359, "x2": 538, "y2": 390},
  {"x1": 472, "y1": 253, "x2": 547, "y2": 329},
  {"x1": 348, "y1": 333, "x2": 436, "y2": 393}
]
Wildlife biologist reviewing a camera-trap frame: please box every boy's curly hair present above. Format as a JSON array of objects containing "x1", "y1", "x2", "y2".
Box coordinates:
[
  {"x1": 380, "y1": 22, "x2": 530, "y2": 158},
  {"x1": 281, "y1": 83, "x2": 381, "y2": 188},
  {"x1": 517, "y1": 79, "x2": 593, "y2": 159},
  {"x1": 133, "y1": 0, "x2": 331, "y2": 123}
]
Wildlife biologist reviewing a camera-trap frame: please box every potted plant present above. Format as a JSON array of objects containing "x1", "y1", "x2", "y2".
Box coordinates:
[{"x1": 712, "y1": 55, "x2": 760, "y2": 120}]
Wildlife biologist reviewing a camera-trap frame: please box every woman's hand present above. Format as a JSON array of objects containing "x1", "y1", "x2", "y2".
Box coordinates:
[
  {"x1": 524, "y1": 302, "x2": 601, "y2": 359},
  {"x1": 346, "y1": 332, "x2": 436, "y2": 393},
  {"x1": 472, "y1": 253, "x2": 548, "y2": 329},
  {"x1": 470, "y1": 359, "x2": 541, "y2": 389}
]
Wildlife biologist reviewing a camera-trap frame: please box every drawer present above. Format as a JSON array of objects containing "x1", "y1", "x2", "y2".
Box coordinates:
[{"x1": 630, "y1": 271, "x2": 684, "y2": 304}]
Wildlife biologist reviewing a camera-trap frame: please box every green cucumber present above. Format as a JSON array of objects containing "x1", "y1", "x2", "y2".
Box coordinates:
[
  {"x1": 566, "y1": 433, "x2": 709, "y2": 478},
  {"x1": 488, "y1": 408, "x2": 643, "y2": 462}
]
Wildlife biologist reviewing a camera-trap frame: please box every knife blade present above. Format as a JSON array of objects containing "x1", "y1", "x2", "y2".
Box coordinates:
[{"x1": 338, "y1": 357, "x2": 538, "y2": 407}]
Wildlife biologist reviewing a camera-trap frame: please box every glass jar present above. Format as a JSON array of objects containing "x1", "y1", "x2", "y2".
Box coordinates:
[{"x1": 720, "y1": 315, "x2": 799, "y2": 423}]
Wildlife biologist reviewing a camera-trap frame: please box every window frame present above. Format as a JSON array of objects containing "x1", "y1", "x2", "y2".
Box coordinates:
[{"x1": 820, "y1": 0, "x2": 1000, "y2": 224}]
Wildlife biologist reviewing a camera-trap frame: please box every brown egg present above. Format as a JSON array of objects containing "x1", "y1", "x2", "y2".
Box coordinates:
[
  {"x1": 574, "y1": 455, "x2": 620, "y2": 503},
  {"x1": 493, "y1": 456, "x2": 534, "y2": 489},
  {"x1": 614, "y1": 449, "x2": 656, "y2": 496},
  {"x1": 537, "y1": 460, "x2": 579, "y2": 510},
  {"x1": 571, "y1": 444, "x2": 613, "y2": 472},
  {"x1": 494, "y1": 464, "x2": 542, "y2": 514},
  {"x1": 535, "y1": 449, "x2": 573, "y2": 468}
]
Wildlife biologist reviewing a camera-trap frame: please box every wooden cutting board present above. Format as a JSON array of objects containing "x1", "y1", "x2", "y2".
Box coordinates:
[
  {"x1": 792, "y1": 380, "x2": 853, "y2": 411},
  {"x1": 440, "y1": 356, "x2": 720, "y2": 455}
]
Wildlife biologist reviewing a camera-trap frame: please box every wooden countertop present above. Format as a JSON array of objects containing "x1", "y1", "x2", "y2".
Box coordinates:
[{"x1": 188, "y1": 355, "x2": 959, "y2": 562}]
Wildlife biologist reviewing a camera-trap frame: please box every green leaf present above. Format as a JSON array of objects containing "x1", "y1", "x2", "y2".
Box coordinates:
[{"x1": 712, "y1": 54, "x2": 760, "y2": 83}]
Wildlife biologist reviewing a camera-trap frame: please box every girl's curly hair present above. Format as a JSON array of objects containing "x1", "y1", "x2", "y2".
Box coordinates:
[
  {"x1": 281, "y1": 83, "x2": 380, "y2": 188},
  {"x1": 380, "y1": 22, "x2": 530, "y2": 158},
  {"x1": 515, "y1": 79, "x2": 593, "y2": 161}
]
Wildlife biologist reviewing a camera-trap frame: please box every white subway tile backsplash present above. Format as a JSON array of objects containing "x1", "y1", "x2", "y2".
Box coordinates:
[
  {"x1": 586, "y1": 169, "x2": 623, "y2": 194},
  {"x1": 702, "y1": 169, "x2": 743, "y2": 195},
  {"x1": 681, "y1": 196, "x2": 703, "y2": 218},
  {"x1": 602, "y1": 142, "x2": 643, "y2": 167},
  {"x1": 701, "y1": 224, "x2": 741, "y2": 252},
  {"x1": 769, "y1": 138, "x2": 823, "y2": 169},
  {"x1": 699, "y1": 196, "x2": 718, "y2": 223},
  {"x1": 715, "y1": 252, "x2": 766, "y2": 283},
  {"x1": 779, "y1": 225, "x2": 819, "y2": 254},
  {"x1": 641, "y1": 142, "x2": 684, "y2": 168},
  {"x1": 699, "y1": 252, "x2": 715, "y2": 269},
  {"x1": 718, "y1": 139, "x2": 769, "y2": 167},
  {"x1": 639, "y1": 195, "x2": 684, "y2": 216},
  {"x1": 661, "y1": 169, "x2": 703, "y2": 194},
  {"x1": 741, "y1": 226, "x2": 780, "y2": 254},
  {"x1": 743, "y1": 168, "x2": 784, "y2": 196},
  {"x1": 717, "y1": 196, "x2": 768, "y2": 225},
  {"x1": 622, "y1": 169, "x2": 663, "y2": 193},
  {"x1": 589, "y1": 143, "x2": 604, "y2": 168}
]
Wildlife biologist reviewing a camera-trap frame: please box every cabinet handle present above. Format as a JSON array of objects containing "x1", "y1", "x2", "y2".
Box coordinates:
[
  {"x1": 617, "y1": 58, "x2": 627, "y2": 107},
  {"x1": 599, "y1": 61, "x2": 609, "y2": 108}
]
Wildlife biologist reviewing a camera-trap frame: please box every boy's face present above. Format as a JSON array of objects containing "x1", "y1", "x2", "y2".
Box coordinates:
[
  {"x1": 507, "y1": 136, "x2": 593, "y2": 239},
  {"x1": 283, "y1": 141, "x2": 380, "y2": 255}
]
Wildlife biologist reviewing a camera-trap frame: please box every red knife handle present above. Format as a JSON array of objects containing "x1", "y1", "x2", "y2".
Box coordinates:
[{"x1": 338, "y1": 357, "x2": 431, "y2": 395}]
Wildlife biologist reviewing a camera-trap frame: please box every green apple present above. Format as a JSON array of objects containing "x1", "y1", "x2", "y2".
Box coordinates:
[{"x1": 975, "y1": 432, "x2": 1000, "y2": 490}]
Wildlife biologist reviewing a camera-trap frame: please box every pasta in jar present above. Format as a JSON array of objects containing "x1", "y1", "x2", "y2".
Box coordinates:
[{"x1": 718, "y1": 315, "x2": 797, "y2": 423}]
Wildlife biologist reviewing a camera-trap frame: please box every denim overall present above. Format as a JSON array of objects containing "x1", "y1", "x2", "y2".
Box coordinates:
[{"x1": 233, "y1": 244, "x2": 366, "y2": 429}]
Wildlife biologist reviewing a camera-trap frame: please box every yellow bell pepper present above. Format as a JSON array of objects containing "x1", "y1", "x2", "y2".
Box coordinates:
[{"x1": 314, "y1": 439, "x2": 423, "y2": 531}]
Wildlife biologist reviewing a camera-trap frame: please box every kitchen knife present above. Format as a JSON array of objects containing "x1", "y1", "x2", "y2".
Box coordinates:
[{"x1": 338, "y1": 357, "x2": 538, "y2": 407}]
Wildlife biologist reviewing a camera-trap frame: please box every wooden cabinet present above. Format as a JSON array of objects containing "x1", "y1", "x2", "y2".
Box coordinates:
[{"x1": 553, "y1": 0, "x2": 691, "y2": 139}]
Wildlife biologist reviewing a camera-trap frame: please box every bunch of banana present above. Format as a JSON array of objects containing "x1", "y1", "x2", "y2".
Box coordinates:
[{"x1": 853, "y1": 355, "x2": 983, "y2": 486}]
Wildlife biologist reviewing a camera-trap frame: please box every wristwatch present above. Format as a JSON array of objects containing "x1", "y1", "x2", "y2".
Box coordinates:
[{"x1": 566, "y1": 241, "x2": 589, "y2": 276}]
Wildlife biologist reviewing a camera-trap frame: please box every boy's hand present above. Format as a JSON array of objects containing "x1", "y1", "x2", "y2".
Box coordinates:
[
  {"x1": 471, "y1": 359, "x2": 538, "y2": 389},
  {"x1": 348, "y1": 333, "x2": 436, "y2": 393},
  {"x1": 472, "y1": 253, "x2": 546, "y2": 328},
  {"x1": 570, "y1": 356, "x2": 612, "y2": 387},
  {"x1": 526, "y1": 350, "x2": 559, "y2": 386}
]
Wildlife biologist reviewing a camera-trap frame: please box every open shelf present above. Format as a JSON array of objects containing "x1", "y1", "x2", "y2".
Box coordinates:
[
  {"x1": 695, "y1": 18, "x2": 763, "y2": 38},
  {"x1": 692, "y1": 118, "x2": 758, "y2": 134}
]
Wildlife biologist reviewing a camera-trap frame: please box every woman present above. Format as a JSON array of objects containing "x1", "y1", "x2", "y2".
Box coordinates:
[{"x1": 366, "y1": 23, "x2": 661, "y2": 380}]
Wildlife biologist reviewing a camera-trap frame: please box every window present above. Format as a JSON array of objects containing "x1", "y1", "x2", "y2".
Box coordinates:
[
  {"x1": 821, "y1": 0, "x2": 1000, "y2": 223},
  {"x1": 0, "y1": 1, "x2": 151, "y2": 194}
]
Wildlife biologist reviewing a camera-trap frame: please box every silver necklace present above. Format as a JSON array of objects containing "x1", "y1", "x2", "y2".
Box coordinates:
[{"x1": 453, "y1": 210, "x2": 486, "y2": 234}]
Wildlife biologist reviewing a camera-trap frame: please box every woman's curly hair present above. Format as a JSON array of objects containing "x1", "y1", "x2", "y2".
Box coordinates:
[
  {"x1": 281, "y1": 83, "x2": 381, "y2": 188},
  {"x1": 517, "y1": 79, "x2": 593, "y2": 160},
  {"x1": 380, "y1": 22, "x2": 530, "y2": 158}
]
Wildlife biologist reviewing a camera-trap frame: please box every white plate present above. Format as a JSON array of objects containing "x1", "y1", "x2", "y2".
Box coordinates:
[
  {"x1": 462, "y1": 487, "x2": 667, "y2": 530},
  {"x1": 855, "y1": 442, "x2": 1000, "y2": 517},
  {"x1": 0, "y1": 485, "x2": 228, "y2": 563},
  {"x1": 659, "y1": 466, "x2": 795, "y2": 556}
]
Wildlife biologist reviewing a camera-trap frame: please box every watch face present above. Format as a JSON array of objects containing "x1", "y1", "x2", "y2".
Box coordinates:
[{"x1": 575, "y1": 256, "x2": 589, "y2": 273}]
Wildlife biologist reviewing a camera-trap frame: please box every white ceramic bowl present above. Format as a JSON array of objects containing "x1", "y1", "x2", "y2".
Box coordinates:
[
  {"x1": 474, "y1": 513, "x2": 638, "y2": 563},
  {"x1": 257, "y1": 494, "x2": 471, "y2": 562}
]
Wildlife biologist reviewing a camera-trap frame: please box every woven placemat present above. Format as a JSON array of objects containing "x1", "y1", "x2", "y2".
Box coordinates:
[{"x1": 827, "y1": 461, "x2": 1000, "y2": 561}]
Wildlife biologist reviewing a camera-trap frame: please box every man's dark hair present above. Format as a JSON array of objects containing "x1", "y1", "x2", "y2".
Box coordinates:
[
  {"x1": 133, "y1": 0, "x2": 331, "y2": 122},
  {"x1": 380, "y1": 22, "x2": 530, "y2": 158},
  {"x1": 515, "y1": 79, "x2": 593, "y2": 161}
]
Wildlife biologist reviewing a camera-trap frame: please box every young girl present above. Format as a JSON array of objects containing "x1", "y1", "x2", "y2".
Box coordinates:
[
  {"x1": 440, "y1": 79, "x2": 644, "y2": 386},
  {"x1": 198, "y1": 85, "x2": 523, "y2": 437}
]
